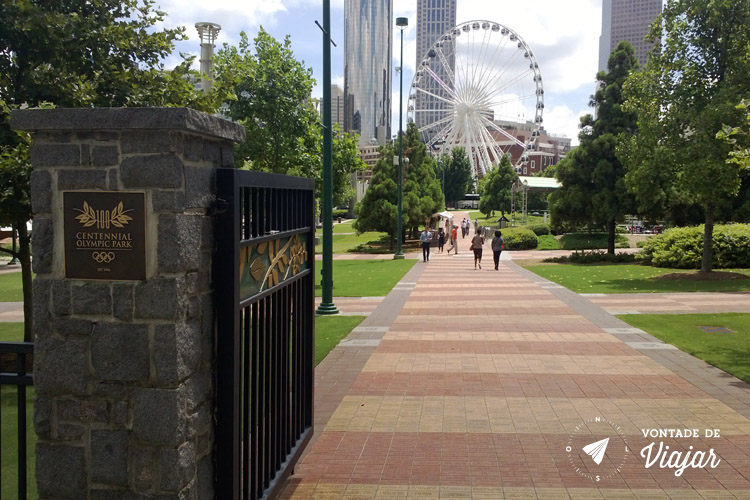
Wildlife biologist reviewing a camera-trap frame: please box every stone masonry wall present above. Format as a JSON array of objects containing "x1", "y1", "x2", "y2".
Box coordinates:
[{"x1": 12, "y1": 108, "x2": 245, "y2": 500}]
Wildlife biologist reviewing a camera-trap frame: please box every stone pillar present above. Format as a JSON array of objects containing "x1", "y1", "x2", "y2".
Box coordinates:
[{"x1": 11, "y1": 108, "x2": 245, "y2": 500}]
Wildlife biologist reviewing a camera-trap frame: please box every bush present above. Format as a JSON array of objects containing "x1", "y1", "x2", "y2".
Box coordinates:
[
  {"x1": 332, "y1": 209, "x2": 349, "y2": 219},
  {"x1": 543, "y1": 250, "x2": 637, "y2": 264},
  {"x1": 536, "y1": 234, "x2": 560, "y2": 250},
  {"x1": 560, "y1": 233, "x2": 629, "y2": 250},
  {"x1": 640, "y1": 224, "x2": 750, "y2": 269},
  {"x1": 526, "y1": 223, "x2": 551, "y2": 236},
  {"x1": 501, "y1": 227, "x2": 538, "y2": 250}
]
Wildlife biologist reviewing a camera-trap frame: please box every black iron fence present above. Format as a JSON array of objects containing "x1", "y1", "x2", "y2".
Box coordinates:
[
  {"x1": 215, "y1": 169, "x2": 315, "y2": 500},
  {"x1": 0, "y1": 341, "x2": 34, "y2": 500}
]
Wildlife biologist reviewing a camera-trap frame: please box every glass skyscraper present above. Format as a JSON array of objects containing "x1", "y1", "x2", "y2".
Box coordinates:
[
  {"x1": 415, "y1": 0, "x2": 457, "y2": 140},
  {"x1": 344, "y1": 0, "x2": 393, "y2": 147},
  {"x1": 598, "y1": 0, "x2": 662, "y2": 71}
]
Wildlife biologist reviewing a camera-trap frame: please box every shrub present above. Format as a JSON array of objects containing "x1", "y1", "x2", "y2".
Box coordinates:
[
  {"x1": 640, "y1": 224, "x2": 750, "y2": 269},
  {"x1": 560, "y1": 233, "x2": 629, "y2": 250},
  {"x1": 526, "y1": 223, "x2": 551, "y2": 236},
  {"x1": 501, "y1": 227, "x2": 538, "y2": 250},
  {"x1": 543, "y1": 250, "x2": 637, "y2": 264},
  {"x1": 536, "y1": 234, "x2": 560, "y2": 250},
  {"x1": 332, "y1": 209, "x2": 349, "y2": 219}
]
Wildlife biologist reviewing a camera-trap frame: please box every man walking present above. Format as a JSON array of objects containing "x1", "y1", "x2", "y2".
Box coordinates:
[{"x1": 420, "y1": 226, "x2": 433, "y2": 262}]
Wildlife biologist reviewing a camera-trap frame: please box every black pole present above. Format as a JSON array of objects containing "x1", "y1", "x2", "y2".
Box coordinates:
[
  {"x1": 316, "y1": 0, "x2": 338, "y2": 314},
  {"x1": 394, "y1": 17, "x2": 408, "y2": 259}
]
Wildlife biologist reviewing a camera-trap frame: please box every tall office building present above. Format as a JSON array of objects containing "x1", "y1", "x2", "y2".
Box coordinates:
[
  {"x1": 344, "y1": 0, "x2": 393, "y2": 147},
  {"x1": 415, "y1": 0, "x2": 457, "y2": 139},
  {"x1": 598, "y1": 0, "x2": 662, "y2": 71}
]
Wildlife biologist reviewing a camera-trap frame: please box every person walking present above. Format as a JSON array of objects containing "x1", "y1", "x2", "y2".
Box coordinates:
[
  {"x1": 447, "y1": 225, "x2": 459, "y2": 254},
  {"x1": 438, "y1": 227, "x2": 446, "y2": 253},
  {"x1": 491, "y1": 230, "x2": 504, "y2": 270},
  {"x1": 461, "y1": 219, "x2": 467, "y2": 238},
  {"x1": 471, "y1": 228, "x2": 485, "y2": 269},
  {"x1": 473, "y1": 219, "x2": 479, "y2": 235},
  {"x1": 420, "y1": 226, "x2": 433, "y2": 262}
]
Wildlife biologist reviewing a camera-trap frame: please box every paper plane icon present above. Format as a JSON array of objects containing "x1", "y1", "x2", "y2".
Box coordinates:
[{"x1": 582, "y1": 437, "x2": 610, "y2": 465}]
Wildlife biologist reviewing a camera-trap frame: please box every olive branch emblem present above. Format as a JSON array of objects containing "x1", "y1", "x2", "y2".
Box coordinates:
[
  {"x1": 74, "y1": 201, "x2": 133, "y2": 229},
  {"x1": 240, "y1": 234, "x2": 307, "y2": 291}
]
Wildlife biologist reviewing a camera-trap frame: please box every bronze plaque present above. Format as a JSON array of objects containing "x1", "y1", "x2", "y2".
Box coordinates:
[{"x1": 63, "y1": 191, "x2": 146, "y2": 280}]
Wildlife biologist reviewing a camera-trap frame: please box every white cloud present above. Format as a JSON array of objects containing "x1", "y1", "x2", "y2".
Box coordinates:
[
  {"x1": 542, "y1": 104, "x2": 588, "y2": 147},
  {"x1": 154, "y1": 0, "x2": 603, "y2": 145}
]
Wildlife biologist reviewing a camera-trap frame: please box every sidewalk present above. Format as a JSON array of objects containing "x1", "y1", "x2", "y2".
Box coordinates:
[{"x1": 280, "y1": 248, "x2": 750, "y2": 499}]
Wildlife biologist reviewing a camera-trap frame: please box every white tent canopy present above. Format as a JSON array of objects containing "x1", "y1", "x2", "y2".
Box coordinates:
[{"x1": 434, "y1": 211, "x2": 454, "y2": 219}]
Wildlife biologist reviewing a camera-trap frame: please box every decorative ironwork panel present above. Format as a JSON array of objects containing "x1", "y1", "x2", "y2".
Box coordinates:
[{"x1": 215, "y1": 169, "x2": 315, "y2": 500}]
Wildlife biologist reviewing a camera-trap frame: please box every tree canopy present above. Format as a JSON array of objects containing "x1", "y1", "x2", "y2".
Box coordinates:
[
  {"x1": 478, "y1": 154, "x2": 516, "y2": 216},
  {"x1": 0, "y1": 0, "x2": 209, "y2": 341},
  {"x1": 437, "y1": 147, "x2": 473, "y2": 207},
  {"x1": 213, "y1": 29, "x2": 364, "y2": 209},
  {"x1": 549, "y1": 41, "x2": 637, "y2": 252},
  {"x1": 619, "y1": 0, "x2": 750, "y2": 271},
  {"x1": 354, "y1": 122, "x2": 444, "y2": 242}
]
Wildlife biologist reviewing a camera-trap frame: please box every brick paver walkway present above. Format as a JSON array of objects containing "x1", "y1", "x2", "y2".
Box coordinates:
[{"x1": 280, "y1": 246, "x2": 750, "y2": 499}]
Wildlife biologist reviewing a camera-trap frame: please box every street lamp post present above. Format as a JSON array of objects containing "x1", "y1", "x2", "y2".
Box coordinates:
[
  {"x1": 394, "y1": 16, "x2": 408, "y2": 260},
  {"x1": 316, "y1": 0, "x2": 338, "y2": 315}
]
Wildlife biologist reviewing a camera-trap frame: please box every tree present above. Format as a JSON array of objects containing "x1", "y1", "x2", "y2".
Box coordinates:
[
  {"x1": 549, "y1": 41, "x2": 638, "y2": 253},
  {"x1": 0, "y1": 0, "x2": 209, "y2": 341},
  {"x1": 620, "y1": 0, "x2": 750, "y2": 271},
  {"x1": 354, "y1": 122, "x2": 444, "y2": 244},
  {"x1": 478, "y1": 154, "x2": 516, "y2": 216},
  {"x1": 213, "y1": 30, "x2": 363, "y2": 211},
  {"x1": 402, "y1": 121, "x2": 444, "y2": 237},
  {"x1": 437, "y1": 147, "x2": 473, "y2": 207},
  {"x1": 353, "y1": 142, "x2": 399, "y2": 245},
  {"x1": 214, "y1": 29, "x2": 319, "y2": 177},
  {"x1": 331, "y1": 128, "x2": 367, "y2": 208}
]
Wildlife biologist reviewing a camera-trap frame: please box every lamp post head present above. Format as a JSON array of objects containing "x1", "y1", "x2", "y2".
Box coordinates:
[{"x1": 396, "y1": 17, "x2": 408, "y2": 29}]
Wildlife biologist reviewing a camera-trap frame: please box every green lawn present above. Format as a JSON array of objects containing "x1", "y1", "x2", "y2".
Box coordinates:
[
  {"x1": 0, "y1": 322, "x2": 24, "y2": 342},
  {"x1": 536, "y1": 234, "x2": 561, "y2": 250},
  {"x1": 315, "y1": 315, "x2": 366, "y2": 365},
  {"x1": 315, "y1": 259, "x2": 416, "y2": 297},
  {"x1": 0, "y1": 272, "x2": 23, "y2": 302},
  {"x1": 332, "y1": 220, "x2": 357, "y2": 234},
  {"x1": 523, "y1": 263, "x2": 750, "y2": 293},
  {"x1": 315, "y1": 231, "x2": 388, "y2": 254},
  {"x1": 617, "y1": 313, "x2": 750, "y2": 384}
]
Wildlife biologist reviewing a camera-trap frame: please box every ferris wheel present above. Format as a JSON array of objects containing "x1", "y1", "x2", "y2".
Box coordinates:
[{"x1": 407, "y1": 20, "x2": 544, "y2": 178}]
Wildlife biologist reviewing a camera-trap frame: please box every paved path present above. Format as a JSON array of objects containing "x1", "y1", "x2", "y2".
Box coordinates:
[
  {"x1": 584, "y1": 293, "x2": 750, "y2": 315},
  {"x1": 280, "y1": 248, "x2": 750, "y2": 499}
]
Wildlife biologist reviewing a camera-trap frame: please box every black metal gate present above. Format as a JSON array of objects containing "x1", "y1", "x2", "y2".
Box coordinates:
[
  {"x1": 0, "y1": 341, "x2": 34, "y2": 500},
  {"x1": 214, "y1": 169, "x2": 315, "y2": 500}
]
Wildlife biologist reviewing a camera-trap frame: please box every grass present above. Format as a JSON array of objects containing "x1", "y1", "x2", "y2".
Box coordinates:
[
  {"x1": 315, "y1": 231, "x2": 388, "y2": 254},
  {"x1": 1, "y1": 386, "x2": 37, "y2": 500},
  {"x1": 0, "y1": 272, "x2": 23, "y2": 302},
  {"x1": 1, "y1": 324, "x2": 36, "y2": 498},
  {"x1": 332, "y1": 220, "x2": 357, "y2": 234},
  {"x1": 617, "y1": 313, "x2": 750, "y2": 384},
  {"x1": 0, "y1": 322, "x2": 24, "y2": 342},
  {"x1": 314, "y1": 315, "x2": 366, "y2": 365},
  {"x1": 522, "y1": 263, "x2": 750, "y2": 293},
  {"x1": 536, "y1": 234, "x2": 561, "y2": 250},
  {"x1": 560, "y1": 232, "x2": 629, "y2": 250},
  {"x1": 315, "y1": 259, "x2": 416, "y2": 297}
]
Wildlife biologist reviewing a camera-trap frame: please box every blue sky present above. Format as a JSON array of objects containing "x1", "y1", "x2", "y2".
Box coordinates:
[{"x1": 158, "y1": 0, "x2": 603, "y2": 145}]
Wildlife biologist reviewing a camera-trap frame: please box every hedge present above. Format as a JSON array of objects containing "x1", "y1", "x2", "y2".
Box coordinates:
[
  {"x1": 639, "y1": 224, "x2": 750, "y2": 269},
  {"x1": 500, "y1": 227, "x2": 538, "y2": 250},
  {"x1": 526, "y1": 223, "x2": 551, "y2": 236},
  {"x1": 560, "y1": 233, "x2": 629, "y2": 250}
]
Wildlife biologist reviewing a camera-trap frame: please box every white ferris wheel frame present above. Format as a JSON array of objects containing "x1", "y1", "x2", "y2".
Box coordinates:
[{"x1": 407, "y1": 20, "x2": 545, "y2": 179}]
